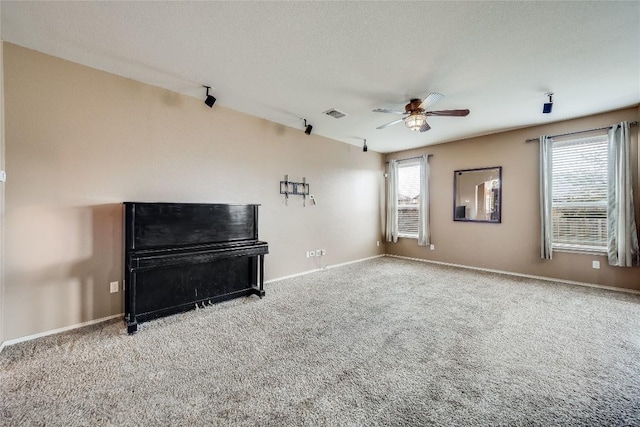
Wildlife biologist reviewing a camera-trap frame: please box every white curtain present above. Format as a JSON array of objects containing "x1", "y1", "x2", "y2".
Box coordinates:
[
  {"x1": 607, "y1": 121, "x2": 640, "y2": 267},
  {"x1": 417, "y1": 154, "x2": 430, "y2": 246},
  {"x1": 539, "y1": 135, "x2": 553, "y2": 259},
  {"x1": 386, "y1": 159, "x2": 399, "y2": 243}
]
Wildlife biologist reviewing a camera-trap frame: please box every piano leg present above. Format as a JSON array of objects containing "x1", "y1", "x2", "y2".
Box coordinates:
[
  {"x1": 127, "y1": 320, "x2": 138, "y2": 334},
  {"x1": 126, "y1": 271, "x2": 138, "y2": 334},
  {"x1": 251, "y1": 254, "x2": 266, "y2": 298}
]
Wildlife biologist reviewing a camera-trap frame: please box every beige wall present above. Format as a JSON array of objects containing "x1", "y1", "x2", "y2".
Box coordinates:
[
  {"x1": 3, "y1": 42, "x2": 638, "y2": 342},
  {"x1": 2, "y1": 43, "x2": 385, "y2": 341},
  {"x1": 386, "y1": 107, "x2": 640, "y2": 290}
]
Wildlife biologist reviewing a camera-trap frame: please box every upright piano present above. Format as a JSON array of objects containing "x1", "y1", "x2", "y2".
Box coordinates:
[{"x1": 124, "y1": 202, "x2": 268, "y2": 334}]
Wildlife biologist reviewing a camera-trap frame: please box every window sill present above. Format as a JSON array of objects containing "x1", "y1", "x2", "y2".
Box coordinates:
[
  {"x1": 398, "y1": 234, "x2": 418, "y2": 239},
  {"x1": 552, "y1": 246, "x2": 607, "y2": 256}
]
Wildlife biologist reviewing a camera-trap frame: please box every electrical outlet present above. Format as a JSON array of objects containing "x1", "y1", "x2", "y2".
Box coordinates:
[
  {"x1": 309, "y1": 250, "x2": 315, "y2": 257},
  {"x1": 321, "y1": 249, "x2": 326, "y2": 256},
  {"x1": 316, "y1": 249, "x2": 322, "y2": 257},
  {"x1": 592, "y1": 260, "x2": 600, "y2": 269},
  {"x1": 109, "y1": 281, "x2": 119, "y2": 293},
  {"x1": 430, "y1": 244, "x2": 435, "y2": 251},
  {"x1": 376, "y1": 241, "x2": 380, "y2": 247}
]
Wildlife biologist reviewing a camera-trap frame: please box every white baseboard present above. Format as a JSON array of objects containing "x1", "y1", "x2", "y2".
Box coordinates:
[
  {"x1": 15, "y1": 253, "x2": 615, "y2": 350},
  {"x1": 385, "y1": 254, "x2": 640, "y2": 295},
  {"x1": 1, "y1": 313, "x2": 124, "y2": 351},
  {"x1": 326, "y1": 254, "x2": 385, "y2": 270},
  {"x1": 265, "y1": 254, "x2": 384, "y2": 284}
]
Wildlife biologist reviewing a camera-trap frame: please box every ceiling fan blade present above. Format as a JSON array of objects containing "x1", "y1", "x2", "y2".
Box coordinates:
[
  {"x1": 372, "y1": 108, "x2": 406, "y2": 114},
  {"x1": 426, "y1": 109, "x2": 470, "y2": 117},
  {"x1": 418, "y1": 92, "x2": 444, "y2": 110},
  {"x1": 376, "y1": 118, "x2": 405, "y2": 129},
  {"x1": 419, "y1": 122, "x2": 431, "y2": 132}
]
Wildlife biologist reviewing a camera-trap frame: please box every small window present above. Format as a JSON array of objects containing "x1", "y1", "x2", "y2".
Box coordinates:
[
  {"x1": 397, "y1": 160, "x2": 421, "y2": 237},
  {"x1": 551, "y1": 134, "x2": 608, "y2": 251}
]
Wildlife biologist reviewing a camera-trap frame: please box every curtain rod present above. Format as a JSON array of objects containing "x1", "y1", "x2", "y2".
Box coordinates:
[
  {"x1": 385, "y1": 154, "x2": 433, "y2": 164},
  {"x1": 525, "y1": 121, "x2": 639, "y2": 143}
]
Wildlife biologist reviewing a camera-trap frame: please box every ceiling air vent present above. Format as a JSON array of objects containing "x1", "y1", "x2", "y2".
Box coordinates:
[{"x1": 323, "y1": 108, "x2": 347, "y2": 119}]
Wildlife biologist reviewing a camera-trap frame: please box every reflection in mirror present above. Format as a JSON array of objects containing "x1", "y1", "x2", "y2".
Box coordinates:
[{"x1": 454, "y1": 166, "x2": 502, "y2": 223}]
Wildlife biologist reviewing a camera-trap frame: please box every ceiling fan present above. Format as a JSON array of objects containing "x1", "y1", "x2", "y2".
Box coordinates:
[{"x1": 373, "y1": 92, "x2": 469, "y2": 132}]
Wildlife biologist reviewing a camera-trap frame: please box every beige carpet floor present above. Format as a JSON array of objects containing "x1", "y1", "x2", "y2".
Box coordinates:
[{"x1": 1, "y1": 257, "x2": 639, "y2": 426}]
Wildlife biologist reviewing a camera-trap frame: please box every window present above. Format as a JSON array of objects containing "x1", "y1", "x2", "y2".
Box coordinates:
[
  {"x1": 551, "y1": 134, "x2": 608, "y2": 251},
  {"x1": 397, "y1": 159, "x2": 421, "y2": 237}
]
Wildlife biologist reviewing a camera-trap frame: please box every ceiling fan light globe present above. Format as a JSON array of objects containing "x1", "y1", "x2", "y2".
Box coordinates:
[{"x1": 405, "y1": 114, "x2": 426, "y2": 131}]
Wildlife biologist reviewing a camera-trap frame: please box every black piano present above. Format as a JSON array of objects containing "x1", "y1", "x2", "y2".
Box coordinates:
[{"x1": 124, "y1": 202, "x2": 268, "y2": 334}]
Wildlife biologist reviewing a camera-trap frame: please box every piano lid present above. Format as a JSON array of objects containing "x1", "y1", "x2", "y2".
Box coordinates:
[{"x1": 124, "y1": 202, "x2": 260, "y2": 251}]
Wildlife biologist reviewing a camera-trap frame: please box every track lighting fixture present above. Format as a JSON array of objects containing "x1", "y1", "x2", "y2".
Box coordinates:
[
  {"x1": 303, "y1": 119, "x2": 313, "y2": 135},
  {"x1": 542, "y1": 92, "x2": 553, "y2": 114},
  {"x1": 363, "y1": 139, "x2": 368, "y2": 152},
  {"x1": 204, "y1": 86, "x2": 216, "y2": 108}
]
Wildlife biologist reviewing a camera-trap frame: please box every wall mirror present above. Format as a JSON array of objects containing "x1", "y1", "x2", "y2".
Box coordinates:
[{"x1": 454, "y1": 166, "x2": 502, "y2": 223}]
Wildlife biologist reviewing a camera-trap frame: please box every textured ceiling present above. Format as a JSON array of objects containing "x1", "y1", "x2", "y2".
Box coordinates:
[{"x1": 2, "y1": 1, "x2": 639, "y2": 153}]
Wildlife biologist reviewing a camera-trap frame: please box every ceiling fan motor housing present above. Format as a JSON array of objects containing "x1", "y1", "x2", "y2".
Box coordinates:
[{"x1": 406, "y1": 99, "x2": 424, "y2": 113}]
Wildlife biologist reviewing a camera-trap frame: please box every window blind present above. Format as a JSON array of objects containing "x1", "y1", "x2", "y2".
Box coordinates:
[
  {"x1": 397, "y1": 160, "x2": 421, "y2": 236},
  {"x1": 551, "y1": 135, "x2": 608, "y2": 251}
]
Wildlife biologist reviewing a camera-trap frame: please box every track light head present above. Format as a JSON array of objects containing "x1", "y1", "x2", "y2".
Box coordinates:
[
  {"x1": 303, "y1": 119, "x2": 312, "y2": 135},
  {"x1": 204, "y1": 86, "x2": 216, "y2": 108},
  {"x1": 542, "y1": 92, "x2": 553, "y2": 114},
  {"x1": 205, "y1": 95, "x2": 216, "y2": 108}
]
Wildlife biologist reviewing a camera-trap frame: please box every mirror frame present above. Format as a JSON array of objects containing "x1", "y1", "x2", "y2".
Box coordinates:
[{"x1": 453, "y1": 166, "x2": 502, "y2": 223}]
